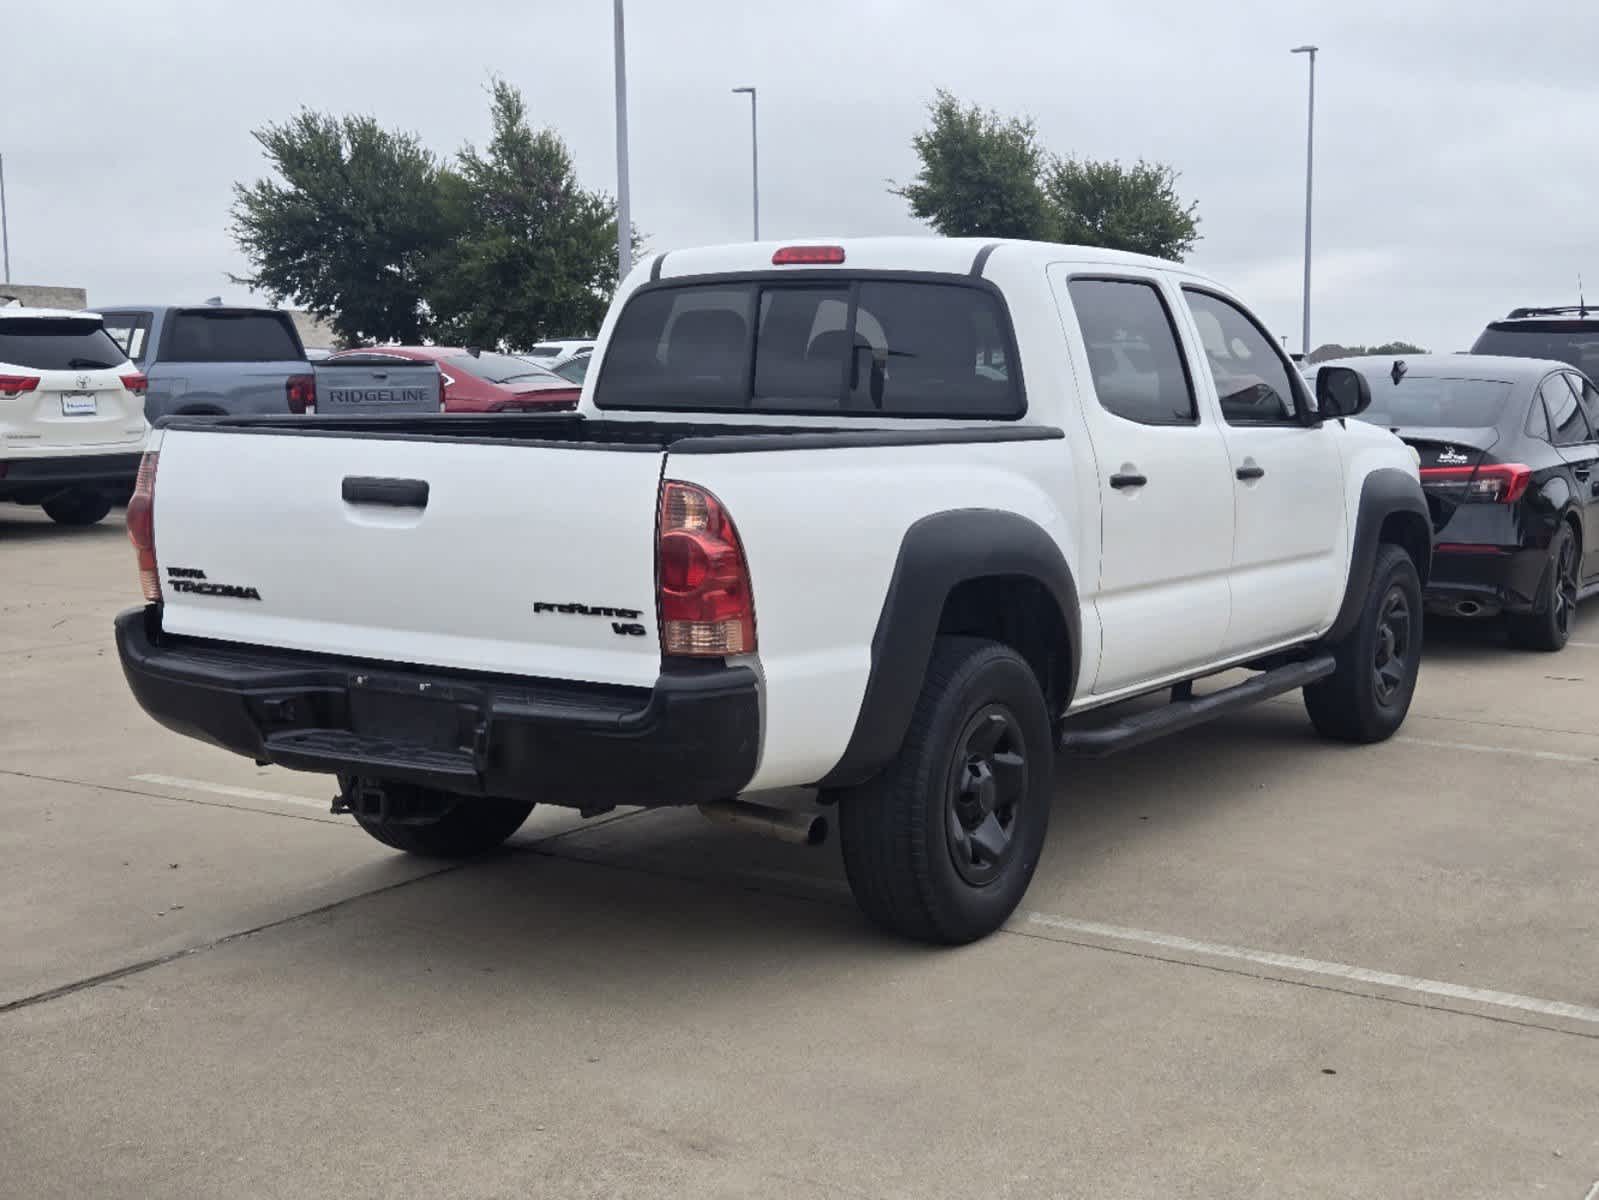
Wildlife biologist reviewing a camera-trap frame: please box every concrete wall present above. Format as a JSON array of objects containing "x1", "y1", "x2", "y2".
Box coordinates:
[{"x1": 0, "y1": 283, "x2": 88, "y2": 310}]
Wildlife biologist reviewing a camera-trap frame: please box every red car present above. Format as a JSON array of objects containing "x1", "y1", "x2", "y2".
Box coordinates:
[{"x1": 327, "y1": 346, "x2": 580, "y2": 413}]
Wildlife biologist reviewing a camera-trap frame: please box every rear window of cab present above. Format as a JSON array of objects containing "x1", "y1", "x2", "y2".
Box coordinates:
[{"x1": 594, "y1": 278, "x2": 1023, "y2": 419}]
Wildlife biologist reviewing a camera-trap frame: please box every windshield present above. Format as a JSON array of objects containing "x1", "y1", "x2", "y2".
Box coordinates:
[
  {"x1": 0, "y1": 318, "x2": 128, "y2": 370},
  {"x1": 446, "y1": 352, "x2": 563, "y2": 385},
  {"x1": 1471, "y1": 321, "x2": 1599, "y2": 377},
  {"x1": 1352, "y1": 374, "x2": 1514, "y2": 429}
]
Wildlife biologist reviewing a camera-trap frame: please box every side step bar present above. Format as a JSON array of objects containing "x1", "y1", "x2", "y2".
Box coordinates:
[{"x1": 1060, "y1": 655, "x2": 1337, "y2": 758}]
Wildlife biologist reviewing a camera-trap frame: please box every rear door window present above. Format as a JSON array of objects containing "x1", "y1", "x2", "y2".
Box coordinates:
[
  {"x1": 163, "y1": 311, "x2": 303, "y2": 363},
  {"x1": 1540, "y1": 374, "x2": 1593, "y2": 446},
  {"x1": 1066, "y1": 277, "x2": 1196, "y2": 425},
  {"x1": 100, "y1": 311, "x2": 153, "y2": 364},
  {"x1": 0, "y1": 318, "x2": 128, "y2": 370},
  {"x1": 595, "y1": 278, "x2": 1021, "y2": 418},
  {"x1": 1569, "y1": 372, "x2": 1599, "y2": 434}
]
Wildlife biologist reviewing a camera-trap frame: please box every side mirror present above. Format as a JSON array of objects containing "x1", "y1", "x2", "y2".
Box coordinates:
[{"x1": 1316, "y1": 366, "x2": 1372, "y2": 420}]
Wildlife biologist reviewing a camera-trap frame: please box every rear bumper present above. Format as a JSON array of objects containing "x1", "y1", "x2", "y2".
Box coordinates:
[
  {"x1": 1424, "y1": 546, "x2": 1548, "y2": 616},
  {"x1": 0, "y1": 452, "x2": 141, "y2": 500},
  {"x1": 115, "y1": 607, "x2": 760, "y2": 808}
]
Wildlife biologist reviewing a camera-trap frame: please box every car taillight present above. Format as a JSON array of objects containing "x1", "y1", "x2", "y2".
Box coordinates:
[
  {"x1": 126, "y1": 451, "x2": 160, "y2": 602},
  {"x1": 1419, "y1": 463, "x2": 1532, "y2": 504},
  {"x1": 657, "y1": 480, "x2": 756, "y2": 656},
  {"x1": 0, "y1": 374, "x2": 40, "y2": 397},
  {"x1": 120, "y1": 372, "x2": 149, "y2": 398},
  {"x1": 286, "y1": 373, "x2": 316, "y2": 414}
]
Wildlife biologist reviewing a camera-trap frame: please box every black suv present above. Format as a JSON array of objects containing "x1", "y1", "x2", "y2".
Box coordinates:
[{"x1": 1472, "y1": 306, "x2": 1599, "y2": 377}]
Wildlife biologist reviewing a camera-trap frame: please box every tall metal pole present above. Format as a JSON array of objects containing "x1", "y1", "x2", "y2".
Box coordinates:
[
  {"x1": 732, "y1": 87, "x2": 759, "y2": 240},
  {"x1": 612, "y1": 0, "x2": 633, "y2": 279},
  {"x1": 1291, "y1": 45, "x2": 1318, "y2": 357},
  {"x1": 0, "y1": 153, "x2": 11, "y2": 285}
]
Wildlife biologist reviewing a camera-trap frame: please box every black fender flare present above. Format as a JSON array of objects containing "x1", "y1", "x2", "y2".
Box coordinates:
[
  {"x1": 1325, "y1": 467, "x2": 1433, "y2": 643},
  {"x1": 814, "y1": 509, "x2": 1080, "y2": 790}
]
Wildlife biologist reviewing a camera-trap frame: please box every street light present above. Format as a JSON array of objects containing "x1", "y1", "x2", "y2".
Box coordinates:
[
  {"x1": 1291, "y1": 44, "x2": 1318, "y2": 357},
  {"x1": 612, "y1": 0, "x2": 633, "y2": 279},
  {"x1": 0, "y1": 152, "x2": 11, "y2": 284},
  {"x1": 731, "y1": 86, "x2": 759, "y2": 241}
]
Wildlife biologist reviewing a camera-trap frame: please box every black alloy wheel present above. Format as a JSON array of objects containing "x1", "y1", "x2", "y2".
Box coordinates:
[
  {"x1": 1371, "y1": 586, "x2": 1414, "y2": 706},
  {"x1": 945, "y1": 706, "x2": 1029, "y2": 887}
]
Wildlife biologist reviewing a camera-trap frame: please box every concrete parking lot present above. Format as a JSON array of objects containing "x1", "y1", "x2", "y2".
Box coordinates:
[{"x1": 2, "y1": 505, "x2": 1597, "y2": 1199}]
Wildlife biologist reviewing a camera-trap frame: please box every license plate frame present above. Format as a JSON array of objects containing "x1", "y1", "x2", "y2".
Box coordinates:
[{"x1": 60, "y1": 393, "x2": 98, "y2": 417}]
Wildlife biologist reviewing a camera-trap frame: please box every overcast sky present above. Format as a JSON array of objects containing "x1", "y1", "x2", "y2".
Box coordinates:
[{"x1": 5, "y1": 0, "x2": 1596, "y2": 352}]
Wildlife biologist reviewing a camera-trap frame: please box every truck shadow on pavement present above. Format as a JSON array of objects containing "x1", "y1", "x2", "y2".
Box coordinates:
[{"x1": 0, "y1": 509, "x2": 127, "y2": 543}]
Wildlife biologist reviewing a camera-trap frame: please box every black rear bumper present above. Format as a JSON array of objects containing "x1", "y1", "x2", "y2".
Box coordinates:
[
  {"x1": 0, "y1": 452, "x2": 141, "y2": 501},
  {"x1": 1425, "y1": 546, "x2": 1548, "y2": 616},
  {"x1": 115, "y1": 607, "x2": 760, "y2": 808}
]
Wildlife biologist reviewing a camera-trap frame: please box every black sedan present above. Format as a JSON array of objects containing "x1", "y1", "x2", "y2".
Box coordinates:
[{"x1": 1326, "y1": 354, "x2": 1599, "y2": 650}]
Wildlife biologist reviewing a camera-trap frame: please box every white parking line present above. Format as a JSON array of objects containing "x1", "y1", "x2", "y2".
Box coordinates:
[
  {"x1": 130, "y1": 773, "x2": 328, "y2": 812},
  {"x1": 1021, "y1": 912, "x2": 1599, "y2": 1029},
  {"x1": 1395, "y1": 736, "x2": 1599, "y2": 765}
]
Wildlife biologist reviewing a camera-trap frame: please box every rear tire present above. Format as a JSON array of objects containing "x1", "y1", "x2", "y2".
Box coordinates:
[
  {"x1": 1507, "y1": 524, "x2": 1577, "y2": 652},
  {"x1": 353, "y1": 790, "x2": 533, "y2": 858},
  {"x1": 1305, "y1": 543, "x2": 1422, "y2": 743},
  {"x1": 42, "y1": 490, "x2": 113, "y2": 526},
  {"x1": 835, "y1": 637, "x2": 1053, "y2": 945}
]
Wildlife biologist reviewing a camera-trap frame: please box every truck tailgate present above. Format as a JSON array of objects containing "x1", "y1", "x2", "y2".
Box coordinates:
[
  {"x1": 314, "y1": 357, "x2": 442, "y2": 414},
  {"x1": 152, "y1": 427, "x2": 665, "y2": 687}
]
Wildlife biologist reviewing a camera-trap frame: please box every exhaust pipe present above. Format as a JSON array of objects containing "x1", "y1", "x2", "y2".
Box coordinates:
[
  {"x1": 698, "y1": 799, "x2": 828, "y2": 846},
  {"x1": 1456, "y1": 599, "x2": 1483, "y2": 617}
]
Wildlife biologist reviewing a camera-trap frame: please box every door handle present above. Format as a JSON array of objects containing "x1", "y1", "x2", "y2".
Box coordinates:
[
  {"x1": 1236, "y1": 464, "x2": 1266, "y2": 481},
  {"x1": 342, "y1": 476, "x2": 429, "y2": 508},
  {"x1": 1109, "y1": 472, "x2": 1148, "y2": 490}
]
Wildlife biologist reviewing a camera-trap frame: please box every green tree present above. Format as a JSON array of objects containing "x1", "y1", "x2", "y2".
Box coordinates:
[
  {"x1": 427, "y1": 79, "x2": 623, "y2": 349},
  {"x1": 1043, "y1": 156, "x2": 1200, "y2": 261},
  {"x1": 893, "y1": 92, "x2": 1202, "y2": 261},
  {"x1": 1309, "y1": 341, "x2": 1427, "y2": 363},
  {"x1": 891, "y1": 90, "x2": 1053, "y2": 240},
  {"x1": 231, "y1": 111, "x2": 456, "y2": 345}
]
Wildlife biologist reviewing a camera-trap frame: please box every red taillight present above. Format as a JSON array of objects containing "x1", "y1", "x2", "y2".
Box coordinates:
[
  {"x1": 0, "y1": 374, "x2": 40, "y2": 396},
  {"x1": 286, "y1": 373, "x2": 316, "y2": 414},
  {"x1": 657, "y1": 480, "x2": 756, "y2": 656},
  {"x1": 1419, "y1": 463, "x2": 1532, "y2": 504},
  {"x1": 126, "y1": 451, "x2": 160, "y2": 602},
  {"x1": 772, "y1": 245, "x2": 845, "y2": 266},
  {"x1": 120, "y1": 372, "x2": 149, "y2": 398}
]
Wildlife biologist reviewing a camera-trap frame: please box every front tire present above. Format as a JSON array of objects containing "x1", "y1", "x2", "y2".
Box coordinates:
[
  {"x1": 42, "y1": 490, "x2": 113, "y2": 526},
  {"x1": 1507, "y1": 524, "x2": 1578, "y2": 652},
  {"x1": 1304, "y1": 543, "x2": 1422, "y2": 743},
  {"x1": 835, "y1": 637, "x2": 1053, "y2": 945},
  {"x1": 353, "y1": 789, "x2": 533, "y2": 858}
]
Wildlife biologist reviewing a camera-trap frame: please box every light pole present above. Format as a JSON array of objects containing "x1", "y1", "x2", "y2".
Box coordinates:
[
  {"x1": 731, "y1": 87, "x2": 759, "y2": 241},
  {"x1": 1, "y1": 152, "x2": 11, "y2": 284},
  {"x1": 612, "y1": 0, "x2": 633, "y2": 279},
  {"x1": 1291, "y1": 44, "x2": 1317, "y2": 357}
]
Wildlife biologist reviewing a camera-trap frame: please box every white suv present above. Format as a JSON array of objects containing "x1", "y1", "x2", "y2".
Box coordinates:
[{"x1": 0, "y1": 307, "x2": 147, "y2": 525}]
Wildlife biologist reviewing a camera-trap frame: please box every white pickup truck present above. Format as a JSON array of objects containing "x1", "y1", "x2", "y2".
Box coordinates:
[{"x1": 116, "y1": 238, "x2": 1431, "y2": 943}]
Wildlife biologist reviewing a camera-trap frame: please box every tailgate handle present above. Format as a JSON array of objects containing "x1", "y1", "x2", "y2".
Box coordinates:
[{"x1": 342, "y1": 476, "x2": 429, "y2": 508}]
